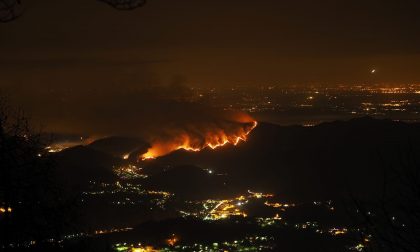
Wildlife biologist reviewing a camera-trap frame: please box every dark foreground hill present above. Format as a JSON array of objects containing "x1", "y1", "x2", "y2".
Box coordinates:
[
  {"x1": 53, "y1": 145, "x2": 119, "y2": 188},
  {"x1": 51, "y1": 117, "x2": 420, "y2": 201},
  {"x1": 88, "y1": 136, "x2": 149, "y2": 160},
  {"x1": 152, "y1": 117, "x2": 420, "y2": 201}
]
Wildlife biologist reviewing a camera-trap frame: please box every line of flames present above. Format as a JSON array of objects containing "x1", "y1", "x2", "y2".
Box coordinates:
[{"x1": 141, "y1": 121, "x2": 258, "y2": 160}]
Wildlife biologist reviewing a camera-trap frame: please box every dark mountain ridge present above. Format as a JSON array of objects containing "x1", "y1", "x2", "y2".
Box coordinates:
[{"x1": 153, "y1": 117, "x2": 420, "y2": 200}]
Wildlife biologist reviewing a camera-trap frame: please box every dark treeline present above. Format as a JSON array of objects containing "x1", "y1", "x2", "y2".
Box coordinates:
[{"x1": 0, "y1": 99, "x2": 77, "y2": 251}]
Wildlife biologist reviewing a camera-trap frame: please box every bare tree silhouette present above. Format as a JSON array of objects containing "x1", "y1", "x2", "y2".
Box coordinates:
[
  {"x1": 0, "y1": 0, "x2": 21, "y2": 22},
  {"x1": 0, "y1": 0, "x2": 146, "y2": 22},
  {"x1": 0, "y1": 98, "x2": 75, "y2": 250},
  {"x1": 354, "y1": 147, "x2": 420, "y2": 252}
]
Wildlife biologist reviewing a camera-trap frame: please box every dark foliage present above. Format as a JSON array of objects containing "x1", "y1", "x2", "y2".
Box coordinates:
[
  {"x1": 0, "y1": 0, "x2": 146, "y2": 23},
  {"x1": 0, "y1": 99, "x2": 75, "y2": 249},
  {"x1": 354, "y1": 148, "x2": 420, "y2": 252},
  {"x1": 0, "y1": 0, "x2": 21, "y2": 22},
  {"x1": 98, "y1": 0, "x2": 146, "y2": 10}
]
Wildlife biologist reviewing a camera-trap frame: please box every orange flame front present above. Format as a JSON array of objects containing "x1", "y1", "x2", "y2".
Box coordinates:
[{"x1": 141, "y1": 121, "x2": 257, "y2": 160}]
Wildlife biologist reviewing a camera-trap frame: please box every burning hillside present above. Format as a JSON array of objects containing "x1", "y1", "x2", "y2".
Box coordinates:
[
  {"x1": 141, "y1": 120, "x2": 257, "y2": 160},
  {"x1": 28, "y1": 84, "x2": 260, "y2": 160}
]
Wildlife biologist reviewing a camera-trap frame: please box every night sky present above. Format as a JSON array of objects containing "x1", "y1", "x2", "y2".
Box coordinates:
[{"x1": 1, "y1": 0, "x2": 420, "y2": 133}]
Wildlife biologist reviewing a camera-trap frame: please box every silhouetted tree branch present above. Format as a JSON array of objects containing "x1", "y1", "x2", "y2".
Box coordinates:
[
  {"x1": 0, "y1": 98, "x2": 75, "y2": 250},
  {"x1": 98, "y1": 0, "x2": 146, "y2": 10},
  {"x1": 0, "y1": 0, "x2": 21, "y2": 23},
  {"x1": 0, "y1": 0, "x2": 146, "y2": 22},
  {"x1": 353, "y1": 147, "x2": 420, "y2": 252}
]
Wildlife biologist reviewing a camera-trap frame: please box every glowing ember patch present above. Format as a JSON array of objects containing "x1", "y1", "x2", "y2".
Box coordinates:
[
  {"x1": 141, "y1": 121, "x2": 257, "y2": 160},
  {"x1": 141, "y1": 153, "x2": 156, "y2": 160},
  {"x1": 166, "y1": 235, "x2": 179, "y2": 246}
]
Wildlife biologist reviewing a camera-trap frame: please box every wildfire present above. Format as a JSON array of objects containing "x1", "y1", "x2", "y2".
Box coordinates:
[
  {"x1": 141, "y1": 120, "x2": 257, "y2": 160},
  {"x1": 166, "y1": 234, "x2": 179, "y2": 246}
]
